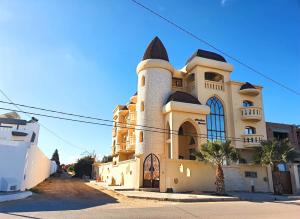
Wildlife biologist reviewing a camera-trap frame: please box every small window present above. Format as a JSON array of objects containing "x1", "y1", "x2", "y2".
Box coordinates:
[
  {"x1": 139, "y1": 131, "x2": 143, "y2": 143},
  {"x1": 187, "y1": 73, "x2": 195, "y2": 82},
  {"x1": 245, "y1": 171, "x2": 257, "y2": 178},
  {"x1": 243, "y1": 100, "x2": 253, "y2": 107},
  {"x1": 167, "y1": 143, "x2": 172, "y2": 159},
  {"x1": 122, "y1": 135, "x2": 127, "y2": 143},
  {"x1": 141, "y1": 76, "x2": 145, "y2": 87},
  {"x1": 172, "y1": 78, "x2": 183, "y2": 87},
  {"x1": 140, "y1": 101, "x2": 145, "y2": 111},
  {"x1": 31, "y1": 132, "x2": 36, "y2": 143},
  {"x1": 244, "y1": 126, "x2": 256, "y2": 135}
]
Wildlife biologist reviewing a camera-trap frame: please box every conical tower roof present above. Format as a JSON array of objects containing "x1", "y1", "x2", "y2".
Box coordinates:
[{"x1": 142, "y1": 36, "x2": 169, "y2": 61}]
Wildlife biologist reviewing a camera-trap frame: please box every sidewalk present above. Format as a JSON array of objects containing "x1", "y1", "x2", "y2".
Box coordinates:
[
  {"x1": 228, "y1": 192, "x2": 300, "y2": 202},
  {"x1": 0, "y1": 191, "x2": 32, "y2": 203},
  {"x1": 116, "y1": 190, "x2": 239, "y2": 202},
  {"x1": 91, "y1": 181, "x2": 300, "y2": 203}
]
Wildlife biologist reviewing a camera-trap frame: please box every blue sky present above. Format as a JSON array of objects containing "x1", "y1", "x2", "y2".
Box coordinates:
[{"x1": 0, "y1": 0, "x2": 299, "y2": 163}]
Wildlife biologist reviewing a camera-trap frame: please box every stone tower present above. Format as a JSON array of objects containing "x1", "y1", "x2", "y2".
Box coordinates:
[{"x1": 135, "y1": 36, "x2": 173, "y2": 156}]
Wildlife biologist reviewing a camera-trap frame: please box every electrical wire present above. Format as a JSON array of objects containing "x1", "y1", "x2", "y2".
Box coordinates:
[{"x1": 130, "y1": 0, "x2": 300, "y2": 96}]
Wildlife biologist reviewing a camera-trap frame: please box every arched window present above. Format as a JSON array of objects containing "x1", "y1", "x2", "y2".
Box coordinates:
[
  {"x1": 243, "y1": 100, "x2": 253, "y2": 107},
  {"x1": 244, "y1": 126, "x2": 256, "y2": 135},
  {"x1": 140, "y1": 101, "x2": 145, "y2": 111},
  {"x1": 139, "y1": 131, "x2": 144, "y2": 143},
  {"x1": 141, "y1": 76, "x2": 145, "y2": 87},
  {"x1": 206, "y1": 96, "x2": 225, "y2": 141}
]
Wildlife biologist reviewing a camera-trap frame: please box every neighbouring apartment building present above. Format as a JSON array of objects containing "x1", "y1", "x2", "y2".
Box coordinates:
[
  {"x1": 266, "y1": 122, "x2": 300, "y2": 153},
  {"x1": 0, "y1": 112, "x2": 56, "y2": 192},
  {"x1": 96, "y1": 36, "x2": 275, "y2": 193},
  {"x1": 266, "y1": 122, "x2": 300, "y2": 193}
]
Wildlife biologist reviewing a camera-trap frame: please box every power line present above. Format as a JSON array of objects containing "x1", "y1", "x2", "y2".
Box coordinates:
[
  {"x1": 130, "y1": 0, "x2": 300, "y2": 96},
  {"x1": 0, "y1": 106, "x2": 263, "y2": 143},
  {"x1": 0, "y1": 98, "x2": 249, "y2": 141},
  {"x1": 0, "y1": 99, "x2": 167, "y2": 132},
  {"x1": 0, "y1": 88, "x2": 88, "y2": 151}
]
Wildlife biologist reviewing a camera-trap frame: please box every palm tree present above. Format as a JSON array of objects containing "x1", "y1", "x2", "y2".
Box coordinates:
[
  {"x1": 194, "y1": 140, "x2": 239, "y2": 195},
  {"x1": 253, "y1": 139, "x2": 300, "y2": 194}
]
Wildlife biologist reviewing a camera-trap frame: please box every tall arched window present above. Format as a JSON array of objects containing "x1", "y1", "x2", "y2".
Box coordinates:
[{"x1": 206, "y1": 96, "x2": 225, "y2": 141}]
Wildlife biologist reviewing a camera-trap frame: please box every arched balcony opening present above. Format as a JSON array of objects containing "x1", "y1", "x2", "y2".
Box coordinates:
[
  {"x1": 205, "y1": 72, "x2": 224, "y2": 82},
  {"x1": 243, "y1": 100, "x2": 254, "y2": 107},
  {"x1": 178, "y1": 121, "x2": 198, "y2": 160},
  {"x1": 205, "y1": 72, "x2": 224, "y2": 91}
]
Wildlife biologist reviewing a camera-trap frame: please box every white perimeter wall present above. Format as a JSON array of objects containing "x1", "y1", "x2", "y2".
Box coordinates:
[{"x1": 22, "y1": 145, "x2": 53, "y2": 190}]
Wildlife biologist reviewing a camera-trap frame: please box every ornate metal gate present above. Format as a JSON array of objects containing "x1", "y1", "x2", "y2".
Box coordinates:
[{"x1": 143, "y1": 153, "x2": 160, "y2": 188}]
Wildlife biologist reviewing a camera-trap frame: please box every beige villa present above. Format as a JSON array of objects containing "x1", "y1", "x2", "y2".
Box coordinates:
[{"x1": 96, "y1": 36, "x2": 274, "y2": 193}]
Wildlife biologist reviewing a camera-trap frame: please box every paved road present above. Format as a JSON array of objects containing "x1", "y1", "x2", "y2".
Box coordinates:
[{"x1": 0, "y1": 175, "x2": 299, "y2": 219}]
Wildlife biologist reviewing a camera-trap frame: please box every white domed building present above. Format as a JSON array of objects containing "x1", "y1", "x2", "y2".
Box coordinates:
[{"x1": 96, "y1": 37, "x2": 273, "y2": 193}]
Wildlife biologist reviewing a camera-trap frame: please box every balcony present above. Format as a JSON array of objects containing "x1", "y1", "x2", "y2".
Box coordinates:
[
  {"x1": 115, "y1": 144, "x2": 126, "y2": 153},
  {"x1": 240, "y1": 107, "x2": 262, "y2": 121},
  {"x1": 126, "y1": 112, "x2": 136, "y2": 128},
  {"x1": 205, "y1": 80, "x2": 224, "y2": 91},
  {"x1": 112, "y1": 127, "x2": 116, "y2": 137},
  {"x1": 126, "y1": 136, "x2": 136, "y2": 151},
  {"x1": 117, "y1": 123, "x2": 127, "y2": 133},
  {"x1": 242, "y1": 134, "x2": 263, "y2": 147},
  {"x1": 239, "y1": 89, "x2": 259, "y2": 96}
]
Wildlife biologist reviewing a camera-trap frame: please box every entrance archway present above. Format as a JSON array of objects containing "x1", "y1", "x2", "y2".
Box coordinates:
[
  {"x1": 178, "y1": 121, "x2": 198, "y2": 160},
  {"x1": 143, "y1": 153, "x2": 160, "y2": 188}
]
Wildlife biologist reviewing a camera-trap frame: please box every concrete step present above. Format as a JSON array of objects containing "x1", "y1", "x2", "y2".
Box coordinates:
[{"x1": 139, "y1": 188, "x2": 160, "y2": 192}]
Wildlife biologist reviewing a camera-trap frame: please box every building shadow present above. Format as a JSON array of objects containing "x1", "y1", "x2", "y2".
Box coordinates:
[{"x1": 0, "y1": 177, "x2": 118, "y2": 213}]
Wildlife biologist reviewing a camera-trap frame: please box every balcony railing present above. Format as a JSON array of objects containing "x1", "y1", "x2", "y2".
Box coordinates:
[
  {"x1": 126, "y1": 136, "x2": 136, "y2": 151},
  {"x1": 242, "y1": 134, "x2": 263, "y2": 147},
  {"x1": 112, "y1": 127, "x2": 116, "y2": 137},
  {"x1": 205, "y1": 80, "x2": 224, "y2": 91},
  {"x1": 115, "y1": 144, "x2": 126, "y2": 153},
  {"x1": 117, "y1": 123, "x2": 127, "y2": 132},
  {"x1": 126, "y1": 112, "x2": 136, "y2": 127},
  {"x1": 240, "y1": 107, "x2": 262, "y2": 121}
]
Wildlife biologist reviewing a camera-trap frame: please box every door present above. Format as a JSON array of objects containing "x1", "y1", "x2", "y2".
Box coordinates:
[
  {"x1": 272, "y1": 171, "x2": 292, "y2": 194},
  {"x1": 143, "y1": 153, "x2": 160, "y2": 188}
]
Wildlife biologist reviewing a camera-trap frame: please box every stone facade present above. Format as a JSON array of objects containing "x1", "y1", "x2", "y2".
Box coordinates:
[{"x1": 97, "y1": 36, "x2": 273, "y2": 193}]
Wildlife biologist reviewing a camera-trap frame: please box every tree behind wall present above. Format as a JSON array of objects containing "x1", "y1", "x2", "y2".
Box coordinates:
[
  {"x1": 194, "y1": 140, "x2": 239, "y2": 195},
  {"x1": 51, "y1": 149, "x2": 60, "y2": 167},
  {"x1": 74, "y1": 155, "x2": 95, "y2": 178},
  {"x1": 253, "y1": 139, "x2": 300, "y2": 194}
]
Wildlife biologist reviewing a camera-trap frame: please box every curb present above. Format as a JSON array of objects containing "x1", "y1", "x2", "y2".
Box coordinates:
[
  {"x1": 123, "y1": 194, "x2": 240, "y2": 203},
  {"x1": 0, "y1": 191, "x2": 32, "y2": 203}
]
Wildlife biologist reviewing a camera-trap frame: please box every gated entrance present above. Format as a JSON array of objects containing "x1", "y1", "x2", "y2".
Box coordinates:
[
  {"x1": 272, "y1": 171, "x2": 292, "y2": 194},
  {"x1": 143, "y1": 153, "x2": 160, "y2": 188}
]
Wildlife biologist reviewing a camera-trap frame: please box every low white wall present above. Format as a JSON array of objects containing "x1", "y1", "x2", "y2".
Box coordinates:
[
  {"x1": 164, "y1": 159, "x2": 270, "y2": 193},
  {"x1": 223, "y1": 165, "x2": 270, "y2": 192},
  {"x1": 22, "y1": 145, "x2": 52, "y2": 190},
  {"x1": 50, "y1": 161, "x2": 58, "y2": 175},
  {"x1": 98, "y1": 159, "x2": 138, "y2": 189}
]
